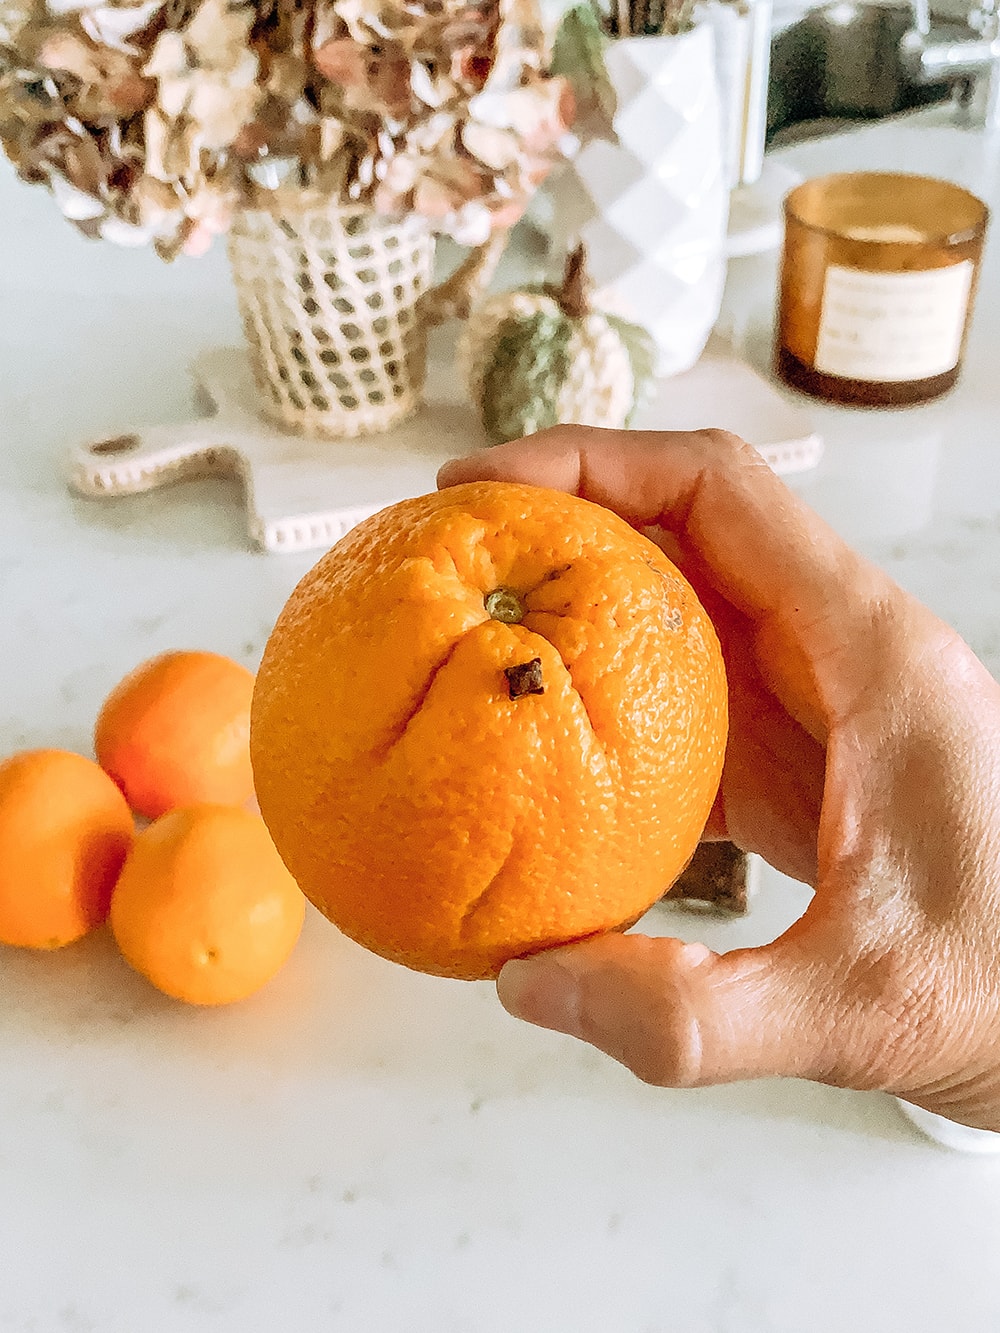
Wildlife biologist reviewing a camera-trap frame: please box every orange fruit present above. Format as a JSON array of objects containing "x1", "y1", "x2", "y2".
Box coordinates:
[
  {"x1": 94, "y1": 650, "x2": 255, "y2": 819},
  {"x1": 109, "y1": 805, "x2": 306, "y2": 1005},
  {"x1": 0, "y1": 749, "x2": 134, "y2": 949},
  {"x1": 251, "y1": 481, "x2": 728, "y2": 981}
]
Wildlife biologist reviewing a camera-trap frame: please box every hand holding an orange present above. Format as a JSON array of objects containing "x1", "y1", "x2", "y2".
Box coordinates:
[{"x1": 421, "y1": 427, "x2": 1000, "y2": 1143}]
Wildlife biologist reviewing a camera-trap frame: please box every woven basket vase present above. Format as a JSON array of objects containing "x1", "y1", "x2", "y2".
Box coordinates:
[
  {"x1": 228, "y1": 200, "x2": 504, "y2": 439},
  {"x1": 227, "y1": 202, "x2": 435, "y2": 438}
]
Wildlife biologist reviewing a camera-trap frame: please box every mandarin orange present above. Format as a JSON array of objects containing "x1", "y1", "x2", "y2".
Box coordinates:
[
  {"x1": 94, "y1": 650, "x2": 255, "y2": 819},
  {"x1": 109, "y1": 805, "x2": 306, "y2": 1005},
  {"x1": 0, "y1": 749, "x2": 134, "y2": 949},
  {"x1": 250, "y1": 481, "x2": 727, "y2": 981}
]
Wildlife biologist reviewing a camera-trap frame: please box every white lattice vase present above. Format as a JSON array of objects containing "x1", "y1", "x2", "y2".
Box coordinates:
[
  {"x1": 228, "y1": 201, "x2": 434, "y2": 439},
  {"x1": 548, "y1": 26, "x2": 730, "y2": 377}
]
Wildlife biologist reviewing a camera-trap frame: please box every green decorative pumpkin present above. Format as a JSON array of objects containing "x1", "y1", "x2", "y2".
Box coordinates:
[{"x1": 459, "y1": 246, "x2": 655, "y2": 445}]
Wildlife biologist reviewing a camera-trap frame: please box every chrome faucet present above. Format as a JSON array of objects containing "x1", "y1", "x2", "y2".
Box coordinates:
[{"x1": 899, "y1": 0, "x2": 1000, "y2": 127}]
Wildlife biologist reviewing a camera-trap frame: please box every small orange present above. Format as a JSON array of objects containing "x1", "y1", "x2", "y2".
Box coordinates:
[
  {"x1": 109, "y1": 804, "x2": 306, "y2": 1005},
  {"x1": 94, "y1": 650, "x2": 255, "y2": 819},
  {"x1": 251, "y1": 481, "x2": 728, "y2": 981},
  {"x1": 0, "y1": 749, "x2": 134, "y2": 949}
]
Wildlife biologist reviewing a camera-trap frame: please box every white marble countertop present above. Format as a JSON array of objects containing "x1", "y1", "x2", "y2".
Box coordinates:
[{"x1": 3, "y1": 108, "x2": 1000, "y2": 1333}]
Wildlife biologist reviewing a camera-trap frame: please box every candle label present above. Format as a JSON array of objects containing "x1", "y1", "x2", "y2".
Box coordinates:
[{"x1": 814, "y1": 261, "x2": 974, "y2": 383}]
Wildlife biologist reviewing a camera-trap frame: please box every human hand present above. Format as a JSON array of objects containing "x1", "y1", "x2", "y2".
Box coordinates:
[{"x1": 438, "y1": 428, "x2": 1000, "y2": 1132}]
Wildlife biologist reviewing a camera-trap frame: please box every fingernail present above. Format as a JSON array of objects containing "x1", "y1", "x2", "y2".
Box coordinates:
[
  {"x1": 436, "y1": 458, "x2": 468, "y2": 487},
  {"x1": 496, "y1": 956, "x2": 584, "y2": 1037}
]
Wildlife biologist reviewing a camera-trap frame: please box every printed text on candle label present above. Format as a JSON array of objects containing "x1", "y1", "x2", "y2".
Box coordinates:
[{"x1": 814, "y1": 261, "x2": 974, "y2": 382}]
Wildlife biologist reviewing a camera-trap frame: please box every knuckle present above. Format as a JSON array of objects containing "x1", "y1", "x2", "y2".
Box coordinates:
[
  {"x1": 698, "y1": 427, "x2": 745, "y2": 452},
  {"x1": 614, "y1": 996, "x2": 705, "y2": 1090},
  {"x1": 532, "y1": 423, "x2": 608, "y2": 449},
  {"x1": 569, "y1": 936, "x2": 710, "y2": 1089},
  {"x1": 695, "y1": 428, "x2": 760, "y2": 467}
]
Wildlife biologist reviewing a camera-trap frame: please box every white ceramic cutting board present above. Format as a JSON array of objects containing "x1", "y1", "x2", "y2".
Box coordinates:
[{"x1": 67, "y1": 343, "x2": 822, "y2": 554}]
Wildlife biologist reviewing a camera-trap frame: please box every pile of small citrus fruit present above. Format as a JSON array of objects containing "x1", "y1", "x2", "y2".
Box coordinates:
[{"x1": 0, "y1": 649, "x2": 305, "y2": 1005}]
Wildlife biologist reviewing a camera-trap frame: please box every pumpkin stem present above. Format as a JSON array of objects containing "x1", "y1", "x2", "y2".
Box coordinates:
[
  {"x1": 485, "y1": 587, "x2": 526, "y2": 623},
  {"x1": 556, "y1": 244, "x2": 589, "y2": 320}
]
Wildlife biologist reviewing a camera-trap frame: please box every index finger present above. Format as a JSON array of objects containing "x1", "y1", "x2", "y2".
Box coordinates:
[
  {"x1": 440, "y1": 426, "x2": 866, "y2": 624},
  {"x1": 438, "y1": 426, "x2": 903, "y2": 731}
]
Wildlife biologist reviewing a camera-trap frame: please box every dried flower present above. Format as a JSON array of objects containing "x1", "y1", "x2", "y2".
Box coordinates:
[{"x1": 0, "y1": 0, "x2": 572, "y2": 256}]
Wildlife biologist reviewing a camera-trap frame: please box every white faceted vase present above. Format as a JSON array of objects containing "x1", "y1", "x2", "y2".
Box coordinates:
[{"x1": 549, "y1": 26, "x2": 729, "y2": 377}]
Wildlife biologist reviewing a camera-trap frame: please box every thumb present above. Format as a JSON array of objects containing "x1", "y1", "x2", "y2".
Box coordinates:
[{"x1": 497, "y1": 932, "x2": 832, "y2": 1087}]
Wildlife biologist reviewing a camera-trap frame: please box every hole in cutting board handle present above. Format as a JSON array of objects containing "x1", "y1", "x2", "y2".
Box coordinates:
[{"x1": 90, "y1": 433, "x2": 140, "y2": 456}]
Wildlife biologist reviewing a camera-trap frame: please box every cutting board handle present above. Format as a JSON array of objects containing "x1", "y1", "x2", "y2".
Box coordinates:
[
  {"x1": 66, "y1": 350, "x2": 262, "y2": 498},
  {"x1": 67, "y1": 421, "x2": 247, "y2": 498}
]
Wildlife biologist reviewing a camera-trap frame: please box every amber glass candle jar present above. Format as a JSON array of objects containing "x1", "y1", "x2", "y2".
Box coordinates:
[{"x1": 776, "y1": 172, "x2": 988, "y2": 406}]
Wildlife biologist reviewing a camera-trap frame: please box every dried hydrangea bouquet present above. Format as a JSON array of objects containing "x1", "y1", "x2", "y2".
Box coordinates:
[{"x1": 0, "y1": 0, "x2": 572, "y2": 437}]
